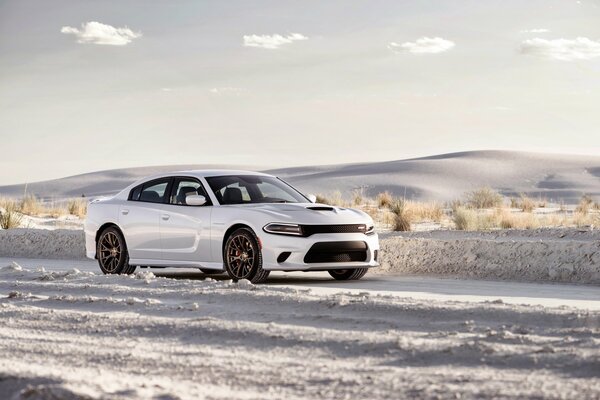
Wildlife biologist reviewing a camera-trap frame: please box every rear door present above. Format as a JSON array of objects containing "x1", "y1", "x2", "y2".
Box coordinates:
[
  {"x1": 160, "y1": 177, "x2": 213, "y2": 263},
  {"x1": 119, "y1": 178, "x2": 171, "y2": 261}
]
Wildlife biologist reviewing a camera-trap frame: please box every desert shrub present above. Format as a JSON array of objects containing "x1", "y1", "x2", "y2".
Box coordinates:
[
  {"x1": 328, "y1": 191, "x2": 345, "y2": 207},
  {"x1": 537, "y1": 198, "x2": 547, "y2": 208},
  {"x1": 449, "y1": 199, "x2": 463, "y2": 212},
  {"x1": 19, "y1": 194, "x2": 42, "y2": 215},
  {"x1": 495, "y1": 210, "x2": 539, "y2": 230},
  {"x1": 376, "y1": 192, "x2": 393, "y2": 208},
  {"x1": 67, "y1": 198, "x2": 87, "y2": 218},
  {"x1": 0, "y1": 201, "x2": 22, "y2": 229},
  {"x1": 351, "y1": 189, "x2": 364, "y2": 206},
  {"x1": 519, "y1": 195, "x2": 535, "y2": 213},
  {"x1": 453, "y1": 207, "x2": 500, "y2": 230},
  {"x1": 406, "y1": 201, "x2": 443, "y2": 222},
  {"x1": 576, "y1": 195, "x2": 594, "y2": 214},
  {"x1": 315, "y1": 194, "x2": 329, "y2": 204},
  {"x1": 390, "y1": 199, "x2": 411, "y2": 231},
  {"x1": 509, "y1": 197, "x2": 519, "y2": 208},
  {"x1": 464, "y1": 187, "x2": 503, "y2": 209},
  {"x1": 453, "y1": 207, "x2": 478, "y2": 230},
  {"x1": 573, "y1": 211, "x2": 592, "y2": 228}
]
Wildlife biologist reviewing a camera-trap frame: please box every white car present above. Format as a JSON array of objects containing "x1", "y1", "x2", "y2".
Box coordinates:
[{"x1": 84, "y1": 170, "x2": 379, "y2": 283}]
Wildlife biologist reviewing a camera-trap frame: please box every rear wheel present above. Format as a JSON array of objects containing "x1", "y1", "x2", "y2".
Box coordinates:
[
  {"x1": 97, "y1": 227, "x2": 136, "y2": 275},
  {"x1": 328, "y1": 268, "x2": 368, "y2": 281},
  {"x1": 224, "y1": 228, "x2": 270, "y2": 283}
]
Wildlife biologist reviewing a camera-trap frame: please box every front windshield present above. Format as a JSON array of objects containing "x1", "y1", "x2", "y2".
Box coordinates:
[{"x1": 206, "y1": 175, "x2": 308, "y2": 205}]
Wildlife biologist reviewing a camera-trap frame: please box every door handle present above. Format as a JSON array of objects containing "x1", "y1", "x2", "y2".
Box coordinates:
[
  {"x1": 161, "y1": 214, "x2": 170, "y2": 221},
  {"x1": 121, "y1": 209, "x2": 129, "y2": 215}
]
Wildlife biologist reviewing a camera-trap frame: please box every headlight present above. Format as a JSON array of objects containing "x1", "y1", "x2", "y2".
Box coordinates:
[
  {"x1": 365, "y1": 225, "x2": 375, "y2": 235},
  {"x1": 263, "y1": 223, "x2": 304, "y2": 236}
]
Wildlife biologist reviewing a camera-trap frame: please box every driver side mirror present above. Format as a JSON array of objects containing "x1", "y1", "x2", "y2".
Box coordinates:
[
  {"x1": 307, "y1": 194, "x2": 317, "y2": 203},
  {"x1": 186, "y1": 194, "x2": 207, "y2": 206}
]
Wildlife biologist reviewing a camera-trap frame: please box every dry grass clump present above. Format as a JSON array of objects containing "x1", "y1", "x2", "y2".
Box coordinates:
[
  {"x1": 576, "y1": 195, "x2": 595, "y2": 214},
  {"x1": 19, "y1": 194, "x2": 43, "y2": 215},
  {"x1": 465, "y1": 187, "x2": 504, "y2": 209},
  {"x1": 495, "y1": 209, "x2": 539, "y2": 230},
  {"x1": 390, "y1": 199, "x2": 412, "y2": 231},
  {"x1": 315, "y1": 194, "x2": 329, "y2": 204},
  {"x1": 518, "y1": 195, "x2": 535, "y2": 213},
  {"x1": 376, "y1": 191, "x2": 393, "y2": 208},
  {"x1": 0, "y1": 200, "x2": 22, "y2": 229},
  {"x1": 67, "y1": 198, "x2": 87, "y2": 218},
  {"x1": 351, "y1": 189, "x2": 364, "y2": 206},
  {"x1": 314, "y1": 191, "x2": 347, "y2": 207},
  {"x1": 453, "y1": 207, "x2": 502, "y2": 231},
  {"x1": 405, "y1": 200, "x2": 443, "y2": 222}
]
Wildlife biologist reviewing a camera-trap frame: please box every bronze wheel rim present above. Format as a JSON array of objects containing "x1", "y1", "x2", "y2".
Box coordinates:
[
  {"x1": 99, "y1": 232, "x2": 122, "y2": 273},
  {"x1": 227, "y1": 234, "x2": 255, "y2": 279}
]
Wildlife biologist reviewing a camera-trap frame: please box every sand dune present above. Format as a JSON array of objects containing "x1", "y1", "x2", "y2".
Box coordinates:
[{"x1": 1, "y1": 151, "x2": 599, "y2": 202}]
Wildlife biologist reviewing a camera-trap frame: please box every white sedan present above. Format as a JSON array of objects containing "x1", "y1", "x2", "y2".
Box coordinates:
[{"x1": 84, "y1": 170, "x2": 379, "y2": 283}]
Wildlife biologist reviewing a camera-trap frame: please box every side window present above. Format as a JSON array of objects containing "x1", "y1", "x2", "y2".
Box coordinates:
[
  {"x1": 139, "y1": 180, "x2": 169, "y2": 204},
  {"x1": 169, "y1": 178, "x2": 211, "y2": 206}
]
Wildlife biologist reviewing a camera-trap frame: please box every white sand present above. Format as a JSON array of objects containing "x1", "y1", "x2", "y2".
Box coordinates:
[{"x1": 1, "y1": 264, "x2": 599, "y2": 399}]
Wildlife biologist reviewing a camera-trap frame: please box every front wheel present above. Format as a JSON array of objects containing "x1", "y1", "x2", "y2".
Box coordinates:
[
  {"x1": 328, "y1": 268, "x2": 369, "y2": 281},
  {"x1": 224, "y1": 228, "x2": 270, "y2": 283},
  {"x1": 97, "y1": 227, "x2": 136, "y2": 275}
]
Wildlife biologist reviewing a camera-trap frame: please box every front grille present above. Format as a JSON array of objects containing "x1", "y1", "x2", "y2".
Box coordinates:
[
  {"x1": 301, "y1": 224, "x2": 366, "y2": 237},
  {"x1": 304, "y1": 241, "x2": 368, "y2": 264}
]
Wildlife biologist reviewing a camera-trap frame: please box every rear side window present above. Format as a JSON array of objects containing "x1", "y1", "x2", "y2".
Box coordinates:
[{"x1": 129, "y1": 178, "x2": 170, "y2": 204}]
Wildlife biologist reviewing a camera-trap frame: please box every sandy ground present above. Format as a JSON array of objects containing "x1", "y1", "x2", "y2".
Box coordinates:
[
  {"x1": 0, "y1": 260, "x2": 599, "y2": 399},
  {"x1": 1, "y1": 225, "x2": 599, "y2": 399}
]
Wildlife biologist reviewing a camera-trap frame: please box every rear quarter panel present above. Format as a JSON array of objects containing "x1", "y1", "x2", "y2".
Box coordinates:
[{"x1": 84, "y1": 198, "x2": 122, "y2": 259}]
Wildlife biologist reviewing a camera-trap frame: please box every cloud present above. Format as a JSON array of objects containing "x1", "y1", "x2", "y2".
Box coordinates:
[
  {"x1": 520, "y1": 37, "x2": 600, "y2": 61},
  {"x1": 209, "y1": 87, "x2": 245, "y2": 96},
  {"x1": 243, "y1": 33, "x2": 307, "y2": 49},
  {"x1": 388, "y1": 37, "x2": 455, "y2": 54},
  {"x1": 61, "y1": 21, "x2": 141, "y2": 46},
  {"x1": 520, "y1": 28, "x2": 550, "y2": 34}
]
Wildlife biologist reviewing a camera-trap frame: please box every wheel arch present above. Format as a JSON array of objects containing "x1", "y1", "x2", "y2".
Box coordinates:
[
  {"x1": 221, "y1": 223, "x2": 260, "y2": 256},
  {"x1": 95, "y1": 222, "x2": 125, "y2": 247}
]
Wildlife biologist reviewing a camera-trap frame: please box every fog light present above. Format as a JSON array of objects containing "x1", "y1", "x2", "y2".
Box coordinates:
[{"x1": 277, "y1": 252, "x2": 291, "y2": 263}]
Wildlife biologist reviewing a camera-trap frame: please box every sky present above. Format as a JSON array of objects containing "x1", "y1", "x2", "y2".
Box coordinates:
[{"x1": 1, "y1": 0, "x2": 600, "y2": 185}]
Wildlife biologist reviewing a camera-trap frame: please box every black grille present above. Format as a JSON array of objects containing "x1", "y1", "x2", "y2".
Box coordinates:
[
  {"x1": 301, "y1": 224, "x2": 366, "y2": 237},
  {"x1": 304, "y1": 241, "x2": 368, "y2": 264}
]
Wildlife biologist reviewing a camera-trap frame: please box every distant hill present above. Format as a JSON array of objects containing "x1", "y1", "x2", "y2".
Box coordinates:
[{"x1": 1, "y1": 151, "x2": 599, "y2": 203}]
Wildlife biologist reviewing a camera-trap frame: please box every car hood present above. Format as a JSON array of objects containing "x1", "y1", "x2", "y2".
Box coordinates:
[{"x1": 231, "y1": 203, "x2": 372, "y2": 225}]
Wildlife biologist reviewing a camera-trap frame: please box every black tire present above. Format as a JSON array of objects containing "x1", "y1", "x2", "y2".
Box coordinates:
[
  {"x1": 328, "y1": 268, "x2": 369, "y2": 281},
  {"x1": 96, "y1": 227, "x2": 136, "y2": 275},
  {"x1": 200, "y1": 268, "x2": 223, "y2": 275},
  {"x1": 223, "y1": 228, "x2": 270, "y2": 283}
]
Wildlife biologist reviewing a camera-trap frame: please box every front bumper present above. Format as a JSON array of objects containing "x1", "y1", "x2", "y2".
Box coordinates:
[{"x1": 258, "y1": 231, "x2": 380, "y2": 271}]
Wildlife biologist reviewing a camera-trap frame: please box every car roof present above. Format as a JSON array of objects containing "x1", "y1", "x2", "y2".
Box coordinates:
[
  {"x1": 175, "y1": 169, "x2": 272, "y2": 178},
  {"x1": 116, "y1": 170, "x2": 275, "y2": 199}
]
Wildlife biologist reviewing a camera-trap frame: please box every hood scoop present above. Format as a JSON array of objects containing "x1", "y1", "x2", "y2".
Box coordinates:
[{"x1": 306, "y1": 206, "x2": 336, "y2": 211}]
